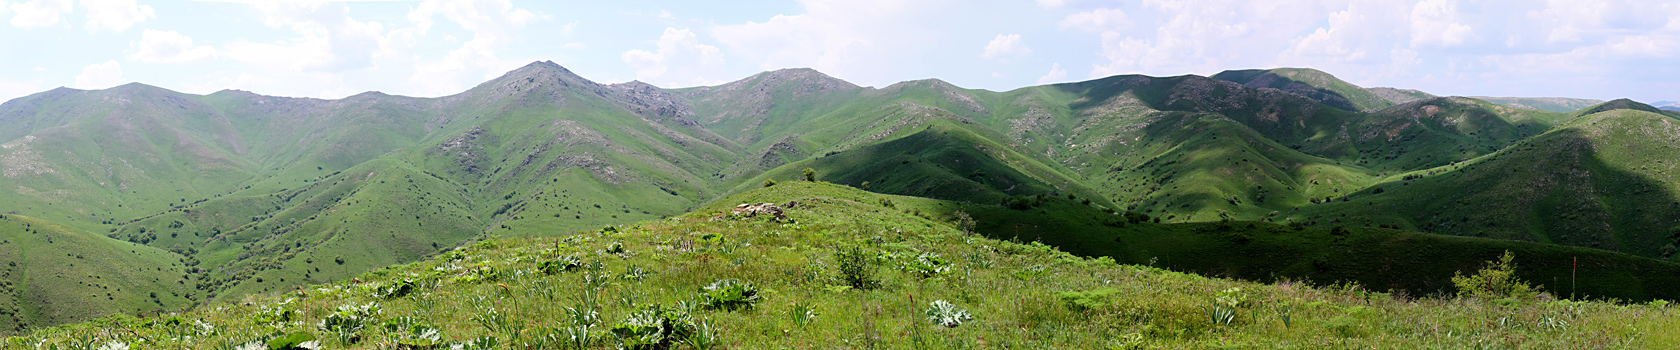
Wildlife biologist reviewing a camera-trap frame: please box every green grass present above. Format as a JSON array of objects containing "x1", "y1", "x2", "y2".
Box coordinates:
[
  {"x1": 13, "y1": 182, "x2": 1680, "y2": 348},
  {"x1": 0, "y1": 214, "x2": 194, "y2": 334},
  {"x1": 1212, "y1": 68, "x2": 1397, "y2": 112},
  {"x1": 1295, "y1": 107, "x2": 1680, "y2": 257},
  {"x1": 9, "y1": 61, "x2": 1680, "y2": 336},
  {"x1": 1473, "y1": 96, "x2": 1608, "y2": 113}
]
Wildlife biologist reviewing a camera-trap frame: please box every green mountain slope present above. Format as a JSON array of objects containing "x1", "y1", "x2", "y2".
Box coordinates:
[
  {"x1": 6, "y1": 60, "x2": 1680, "y2": 334},
  {"x1": 110, "y1": 62, "x2": 746, "y2": 303},
  {"x1": 0, "y1": 214, "x2": 193, "y2": 333},
  {"x1": 1212, "y1": 68, "x2": 1396, "y2": 112},
  {"x1": 16, "y1": 182, "x2": 1680, "y2": 349},
  {"x1": 1294, "y1": 103, "x2": 1680, "y2": 257},
  {"x1": 1473, "y1": 96, "x2": 1606, "y2": 113},
  {"x1": 1368, "y1": 87, "x2": 1436, "y2": 104}
]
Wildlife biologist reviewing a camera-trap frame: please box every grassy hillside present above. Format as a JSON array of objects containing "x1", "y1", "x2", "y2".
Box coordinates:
[
  {"x1": 1473, "y1": 96, "x2": 1606, "y2": 113},
  {"x1": 0, "y1": 214, "x2": 194, "y2": 335},
  {"x1": 1212, "y1": 68, "x2": 1396, "y2": 112},
  {"x1": 1295, "y1": 105, "x2": 1680, "y2": 257},
  {"x1": 14, "y1": 182, "x2": 1680, "y2": 348},
  {"x1": 1368, "y1": 87, "x2": 1435, "y2": 104},
  {"x1": 1346, "y1": 97, "x2": 1567, "y2": 170},
  {"x1": 9, "y1": 60, "x2": 1680, "y2": 335}
]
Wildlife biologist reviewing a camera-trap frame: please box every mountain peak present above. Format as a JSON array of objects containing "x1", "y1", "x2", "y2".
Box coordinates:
[
  {"x1": 695, "y1": 67, "x2": 859, "y2": 97},
  {"x1": 1211, "y1": 67, "x2": 1392, "y2": 112},
  {"x1": 1575, "y1": 98, "x2": 1664, "y2": 116},
  {"x1": 460, "y1": 60, "x2": 601, "y2": 101}
]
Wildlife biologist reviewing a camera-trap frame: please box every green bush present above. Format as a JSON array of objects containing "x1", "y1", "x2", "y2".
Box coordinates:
[
  {"x1": 1452, "y1": 250, "x2": 1539, "y2": 300},
  {"x1": 801, "y1": 168, "x2": 817, "y2": 182},
  {"x1": 1057, "y1": 288, "x2": 1122, "y2": 313},
  {"x1": 835, "y1": 244, "x2": 881, "y2": 290},
  {"x1": 373, "y1": 279, "x2": 416, "y2": 300},
  {"x1": 699, "y1": 279, "x2": 761, "y2": 311},
  {"x1": 763, "y1": 179, "x2": 777, "y2": 187}
]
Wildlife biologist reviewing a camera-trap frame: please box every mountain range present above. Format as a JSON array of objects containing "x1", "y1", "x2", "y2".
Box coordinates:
[{"x1": 3, "y1": 62, "x2": 1679, "y2": 332}]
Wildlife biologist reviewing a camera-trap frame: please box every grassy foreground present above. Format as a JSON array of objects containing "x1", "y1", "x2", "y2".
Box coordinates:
[{"x1": 11, "y1": 182, "x2": 1680, "y2": 349}]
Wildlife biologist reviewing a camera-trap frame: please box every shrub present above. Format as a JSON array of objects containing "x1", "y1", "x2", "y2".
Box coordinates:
[
  {"x1": 1057, "y1": 288, "x2": 1122, "y2": 313},
  {"x1": 834, "y1": 245, "x2": 881, "y2": 290},
  {"x1": 952, "y1": 211, "x2": 975, "y2": 234},
  {"x1": 801, "y1": 168, "x2": 817, "y2": 182},
  {"x1": 373, "y1": 279, "x2": 416, "y2": 300},
  {"x1": 699, "y1": 279, "x2": 761, "y2": 311},
  {"x1": 1123, "y1": 211, "x2": 1151, "y2": 224},
  {"x1": 1003, "y1": 195, "x2": 1034, "y2": 210},
  {"x1": 1452, "y1": 250, "x2": 1539, "y2": 300},
  {"x1": 1329, "y1": 225, "x2": 1350, "y2": 236},
  {"x1": 924, "y1": 300, "x2": 973, "y2": 328},
  {"x1": 763, "y1": 179, "x2": 777, "y2": 187}
]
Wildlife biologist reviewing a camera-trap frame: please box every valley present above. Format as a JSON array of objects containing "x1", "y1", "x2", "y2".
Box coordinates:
[{"x1": 2, "y1": 62, "x2": 1680, "y2": 338}]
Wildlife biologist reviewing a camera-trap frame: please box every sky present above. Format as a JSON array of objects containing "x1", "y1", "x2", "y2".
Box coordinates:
[{"x1": 0, "y1": 0, "x2": 1676, "y2": 104}]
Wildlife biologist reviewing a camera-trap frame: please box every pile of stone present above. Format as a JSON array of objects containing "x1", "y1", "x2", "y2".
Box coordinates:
[{"x1": 730, "y1": 202, "x2": 789, "y2": 221}]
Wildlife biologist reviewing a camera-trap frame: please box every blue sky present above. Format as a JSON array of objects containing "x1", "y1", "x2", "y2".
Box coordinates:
[{"x1": 0, "y1": 0, "x2": 1676, "y2": 104}]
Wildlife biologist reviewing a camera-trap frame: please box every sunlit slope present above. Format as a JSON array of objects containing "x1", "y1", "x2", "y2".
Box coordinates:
[
  {"x1": 1474, "y1": 96, "x2": 1607, "y2": 113},
  {"x1": 0, "y1": 85, "x2": 259, "y2": 233},
  {"x1": 112, "y1": 62, "x2": 750, "y2": 302},
  {"x1": 0, "y1": 214, "x2": 193, "y2": 335},
  {"x1": 1213, "y1": 68, "x2": 1397, "y2": 112}
]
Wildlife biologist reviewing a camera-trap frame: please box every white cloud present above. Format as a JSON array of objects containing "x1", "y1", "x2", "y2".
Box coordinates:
[
  {"x1": 81, "y1": 0, "x2": 154, "y2": 33},
  {"x1": 236, "y1": 2, "x2": 391, "y2": 72},
  {"x1": 1409, "y1": 0, "x2": 1474, "y2": 48},
  {"x1": 186, "y1": 1, "x2": 426, "y2": 98},
  {"x1": 128, "y1": 30, "x2": 217, "y2": 63},
  {"x1": 980, "y1": 34, "x2": 1029, "y2": 61},
  {"x1": 74, "y1": 60, "x2": 125, "y2": 89},
  {"x1": 713, "y1": 0, "x2": 944, "y2": 87},
  {"x1": 1278, "y1": 2, "x2": 1412, "y2": 69},
  {"x1": 1088, "y1": 0, "x2": 1328, "y2": 78},
  {"x1": 622, "y1": 27, "x2": 724, "y2": 86},
  {"x1": 1036, "y1": 63, "x2": 1067, "y2": 85},
  {"x1": 1035, "y1": 0, "x2": 1064, "y2": 8},
  {"x1": 1058, "y1": 8, "x2": 1129, "y2": 33},
  {"x1": 9, "y1": 0, "x2": 71, "y2": 29},
  {"x1": 406, "y1": 0, "x2": 539, "y2": 95}
]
